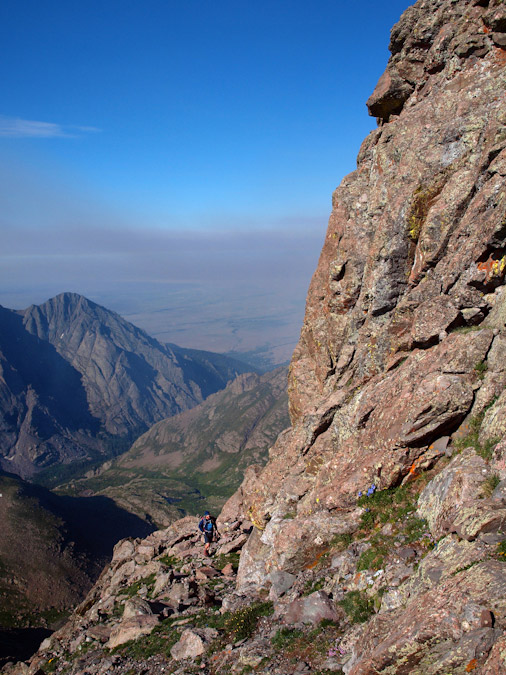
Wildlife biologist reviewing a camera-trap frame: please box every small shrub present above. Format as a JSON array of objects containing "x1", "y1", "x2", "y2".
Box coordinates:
[
  {"x1": 338, "y1": 590, "x2": 375, "y2": 624},
  {"x1": 481, "y1": 473, "x2": 501, "y2": 498},
  {"x1": 357, "y1": 542, "x2": 388, "y2": 571},
  {"x1": 271, "y1": 627, "x2": 304, "y2": 649},
  {"x1": 474, "y1": 360, "x2": 488, "y2": 379},
  {"x1": 451, "y1": 325, "x2": 482, "y2": 334},
  {"x1": 478, "y1": 437, "x2": 501, "y2": 461},
  {"x1": 111, "y1": 617, "x2": 181, "y2": 658},
  {"x1": 453, "y1": 408, "x2": 500, "y2": 461},
  {"x1": 121, "y1": 573, "x2": 156, "y2": 599},
  {"x1": 224, "y1": 601, "x2": 274, "y2": 640},
  {"x1": 214, "y1": 551, "x2": 240, "y2": 571},
  {"x1": 357, "y1": 484, "x2": 417, "y2": 531},
  {"x1": 497, "y1": 540, "x2": 506, "y2": 560},
  {"x1": 452, "y1": 560, "x2": 480, "y2": 576},
  {"x1": 303, "y1": 577, "x2": 325, "y2": 595},
  {"x1": 158, "y1": 554, "x2": 182, "y2": 569},
  {"x1": 330, "y1": 532, "x2": 353, "y2": 550}
]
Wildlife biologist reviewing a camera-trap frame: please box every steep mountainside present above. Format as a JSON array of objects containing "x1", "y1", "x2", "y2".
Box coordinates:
[
  {"x1": 9, "y1": 1, "x2": 506, "y2": 674},
  {"x1": 57, "y1": 368, "x2": 289, "y2": 528},
  {"x1": 0, "y1": 293, "x2": 252, "y2": 478},
  {"x1": 0, "y1": 471, "x2": 152, "y2": 639}
]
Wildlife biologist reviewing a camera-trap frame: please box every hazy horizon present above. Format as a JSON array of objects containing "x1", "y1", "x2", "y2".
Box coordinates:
[{"x1": 0, "y1": 0, "x2": 412, "y2": 365}]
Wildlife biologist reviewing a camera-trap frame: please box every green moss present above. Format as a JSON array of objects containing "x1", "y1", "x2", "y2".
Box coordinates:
[
  {"x1": 451, "y1": 560, "x2": 481, "y2": 576},
  {"x1": 271, "y1": 627, "x2": 304, "y2": 649},
  {"x1": 451, "y1": 325, "x2": 482, "y2": 334},
  {"x1": 357, "y1": 540, "x2": 389, "y2": 572},
  {"x1": 120, "y1": 573, "x2": 156, "y2": 599},
  {"x1": 329, "y1": 532, "x2": 353, "y2": 550},
  {"x1": 110, "y1": 615, "x2": 182, "y2": 659},
  {"x1": 338, "y1": 590, "x2": 375, "y2": 624},
  {"x1": 481, "y1": 473, "x2": 501, "y2": 498},
  {"x1": 158, "y1": 554, "x2": 183, "y2": 569},
  {"x1": 454, "y1": 405, "x2": 500, "y2": 461},
  {"x1": 474, "y1": 360, "x2": 488, "y2": 379},
  {"x1": 407, "y1": 183, "x2": 441, "y2": 243},
  {"x1": 357, "y1": 484, "x2": 417, "y2": 530},
  {"x1": 214, "y1": 551, "x2": 240, "y2": 572},
  {"x1": 303, "y1": 578, "x2": 325, "y2": 595}
]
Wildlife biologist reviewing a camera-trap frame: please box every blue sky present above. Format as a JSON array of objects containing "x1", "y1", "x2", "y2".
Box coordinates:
[{"x1": 0, "y1": 0, "x2": 411, "y2": 364}]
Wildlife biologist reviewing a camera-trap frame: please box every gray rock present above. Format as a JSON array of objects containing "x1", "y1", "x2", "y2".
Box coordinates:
[
  {"x1": 218, "y1": 534, "x2": 248, "y2": 556},
  {"x1": 123, "y1": 596, "x2": 153, "y2": 619},
  {"x1": 417, "y1": 449, "x2": 490, "y2": 538},
  {"x1": 170, "y1": 629, "x2": 205, "y2": 660},
  {"x1": 106, "y1": 615, "x2": 159, "y2": 649},
  {"x1": 152, "y1": 571, "x2": 173, "y2": 597},
  {"x1": 492, "y1": 479, "x2": 506, "y2": 504},
  {"x1": 283, "y1": 591, "x2": 339, "y2": 625},
  {"x1": 267, "y1": 570, "x2": 296, "y2": 600}
]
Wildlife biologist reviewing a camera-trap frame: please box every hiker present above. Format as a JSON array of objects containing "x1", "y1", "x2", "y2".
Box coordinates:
[{"x1": 198, "y1": 510, "x2": 219, "y2": 557}]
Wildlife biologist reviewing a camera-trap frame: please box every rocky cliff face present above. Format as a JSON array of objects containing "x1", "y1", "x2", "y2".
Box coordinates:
[
  {"x1": 0, "y1": 293, "x2": 252, "y2": 478},
  {"x1": 238, "y1": 0, "x2": 506, "y2": 564},
  {"x1": 6, "y1": 1, "x2": 506, "y2": 674}
]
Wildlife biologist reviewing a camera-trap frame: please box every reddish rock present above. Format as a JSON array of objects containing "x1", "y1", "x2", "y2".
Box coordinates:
[
  {"x1": 195, "y1": 566, "x2": 221, "y2": 581},
  {"x1": 221, "y1": 563, "x2": 236, "y2": 577}
]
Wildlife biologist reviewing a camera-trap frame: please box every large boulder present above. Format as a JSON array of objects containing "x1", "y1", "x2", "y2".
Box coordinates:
[
  {"x1": 106, "y1": 615, "x2": 159, "y2": 649},
  {"x1": 417, "y1": 448, "x2": 492, "y2": 538},
  {"x1": 283, "y1": 591, "x2": 339, "y2": 625}
]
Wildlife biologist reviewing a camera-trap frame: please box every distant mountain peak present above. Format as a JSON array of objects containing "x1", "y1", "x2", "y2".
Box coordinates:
[{"x1": 0, "y1": 294, "x2": 254, "y2": 478}]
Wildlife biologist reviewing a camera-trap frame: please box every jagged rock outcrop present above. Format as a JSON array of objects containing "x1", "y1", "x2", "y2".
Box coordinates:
[
  {"x1": 0, "y1": 293, "x2": 252, "y2": 477},
  {"x1": 236, "y1": 0, "x2": 506, "y2": 576},
  {"x1": 6, "y1": 1, "x2": 506, "y2": 674}
]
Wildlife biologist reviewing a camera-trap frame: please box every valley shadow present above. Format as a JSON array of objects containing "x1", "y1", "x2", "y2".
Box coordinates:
[
  {"x1": 0, "y1": 306, "x2": 100, "y2": 434},
  {"x1": 0, "y1": 627, "x2": 52, "y2": 668},
  {"x1": 55, "y1": 492, "x2": 156, "y2": 560},
  {"x1": 2, "y1": 470, "x2": 155, "y2": 563}
]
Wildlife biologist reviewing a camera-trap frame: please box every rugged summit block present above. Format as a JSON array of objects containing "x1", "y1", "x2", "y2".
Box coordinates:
[{"x1": 230, "y1": 0, "x2": 506, "y2": 662}]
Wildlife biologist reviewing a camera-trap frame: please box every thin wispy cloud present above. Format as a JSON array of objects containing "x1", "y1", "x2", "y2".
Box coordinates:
[{"x1": 0, "y1": 116, "x2": 101, "y2": 138}]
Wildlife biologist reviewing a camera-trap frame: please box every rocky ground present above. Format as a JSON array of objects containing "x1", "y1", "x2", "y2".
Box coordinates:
[{"x1": 3, "y1": 445, "x2": 506, "y2": 674}]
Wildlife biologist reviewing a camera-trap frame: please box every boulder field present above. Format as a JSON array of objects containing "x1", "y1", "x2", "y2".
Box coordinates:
[{"x1": 4, "y1": 0, "x2": 506, "y2": 673}]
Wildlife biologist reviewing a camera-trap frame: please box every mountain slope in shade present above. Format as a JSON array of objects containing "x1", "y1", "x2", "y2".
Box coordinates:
[
  {"x1": 21, "y1": 292, "x2": 254, "y2": 435},
  {"x1": 0, "y1": 293, "x2": 253, "y2": 478},
  {"x1": 0, "y1": 471, "x2": 153, "y2": 633},
  {"x1": 59, "y1": 367, "x2": 289, "y2": 527},
  {"x1": 0, "y1": 306, "x2": 102, "y2": 478}
]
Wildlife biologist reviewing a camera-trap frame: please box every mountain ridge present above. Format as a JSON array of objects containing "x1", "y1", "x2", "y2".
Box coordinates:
[
  {"x1": 56, "y1": 367, "x2": 289, "y2": 528},
  {"x1": 0, "y1": 292, "x2": 254, "y2": 478}
]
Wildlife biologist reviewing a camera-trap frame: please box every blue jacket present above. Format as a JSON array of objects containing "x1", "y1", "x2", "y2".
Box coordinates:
[{"x1": 199, "y1": 517, "x2": 214, "y2": 533}]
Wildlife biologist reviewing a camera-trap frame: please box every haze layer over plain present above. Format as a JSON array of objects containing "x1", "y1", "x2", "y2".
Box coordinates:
[{"x1": 0, "y1": 0, "x2": 410, "y2": 365}]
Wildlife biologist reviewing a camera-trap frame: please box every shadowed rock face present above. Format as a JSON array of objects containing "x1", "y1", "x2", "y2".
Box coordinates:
[{"x1": 0, "y1": 293, "x2": 253, "y2": 477}]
